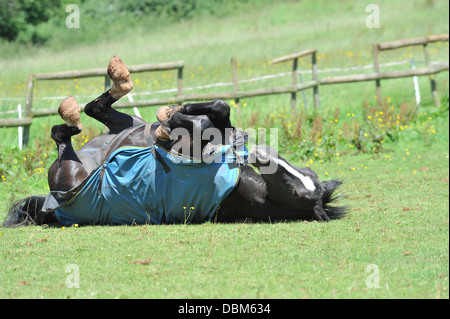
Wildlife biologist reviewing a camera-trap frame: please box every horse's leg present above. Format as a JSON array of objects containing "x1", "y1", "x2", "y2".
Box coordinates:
[
  {"x1": 157, "y1": 100, "x2": 232, "y2": 132},
  {"x1": 48, "y1": 124, "x2": 87, "y2": 192},
  {"x1": 156, "y1": 100, "x2": 246, "y2": 150},
  {"x1": 84, "y1": 56, "x2": 145, "y2": 134},
  {"x1": 181, "y1": 100, "x2": 233, "y2": 131},
  {"x1": 164, "y1": 112, "x2": 216, "y2": 136},
  {"x1": 48, "y1": 56, "x2": 143, "y2": 192},
  {"x1": 156, "y1": 112, "x2": 217, "y2": 157},
  {"x1": 11, "y1": 98, "x2": 86, "y2": 226},
  {"x1": 48, "y1": 97, "x2": 89, "y2": 192},
  {"x1": 6, "y1": 104, "x2": 85, "y2": 226}
]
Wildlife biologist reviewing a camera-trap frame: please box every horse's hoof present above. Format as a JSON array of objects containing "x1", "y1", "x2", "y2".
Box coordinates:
[
  {"x1": 58, "y1": 96, "x2": 82, "y2": 131},
  {"x1": 107, "y1": 55, "x2": 133, "y2": 100},
  {"x1": 156, "y1": 105, "x2": 184, "y2": 122},
  {"x1": 155, "y1": 124, "x2": 171, "y2": 141},
  {"x1": 51, "y1": 124, "x2": 82, "y2": 143}
]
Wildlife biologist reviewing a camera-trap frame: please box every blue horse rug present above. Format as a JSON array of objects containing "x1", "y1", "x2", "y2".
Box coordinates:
[{"x1": 43, "y1": 144, "x2": 246, "y2": 226}]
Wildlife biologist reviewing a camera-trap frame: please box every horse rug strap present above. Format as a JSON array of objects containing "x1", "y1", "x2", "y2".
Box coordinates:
[
  {"x1": 46, "y1": 144, "x2": 243, "y2": 226},
  {"x1": 151, "y1": 147, "x2": 171, "y2": 174}
]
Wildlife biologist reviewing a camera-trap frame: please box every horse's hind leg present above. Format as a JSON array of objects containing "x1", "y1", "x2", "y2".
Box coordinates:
[
  {"x1": 84, "y1": 56, "x2": 145, "y2": 134},
  {"x1": 48, "y1": 97, "x2": 88, "y2": 192},
  {"x1": 157, "y1": 100, "x2": 232, "y2": 132},
  {"x1": 181, "y1": 100, "x2": 232, "y2": 131},
  {"x1": 156, "y1": 100, "x2": 241, "y2": 148},
  {"x1": 157, "y1": 112, "x2": 217, "y2": 157}
]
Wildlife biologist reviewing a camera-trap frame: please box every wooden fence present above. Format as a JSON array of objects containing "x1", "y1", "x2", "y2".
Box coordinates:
[
  {"x1": 372, "y1": 34, "x2": 448, "y2": 107},
  {"x1": 9, "y1": 61, "x2": 185, "y2": 146},
  {"x1": 0, "y1": 34, "x2": 448, "y2": 147}
]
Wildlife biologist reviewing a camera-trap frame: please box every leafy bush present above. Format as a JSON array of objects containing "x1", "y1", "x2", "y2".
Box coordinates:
[
  {"x1": 245, "y1": 98, "x2": 442, "y2": 164},
  {"x1": 0, "y1": 0, "x2": 62, "y2": 43},
  {"x1": 119, "y1": 0, "x2": 259, "y2": 19},
  {"x1": 1, "y1": 0, "x2": 278, "y2": 45}
]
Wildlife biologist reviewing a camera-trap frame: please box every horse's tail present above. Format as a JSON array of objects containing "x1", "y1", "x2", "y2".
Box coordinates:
[
  {"x1": 321, "y1": 180, "x2": 348, "y2": 220},
  {"x1": 3, "y1": 196, "x2": 58, "y2": 228}
]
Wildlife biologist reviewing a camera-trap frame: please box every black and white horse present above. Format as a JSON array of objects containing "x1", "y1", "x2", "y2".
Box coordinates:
[{"x1": 3, "y1": 56, "x2": 346, "y2": 227}]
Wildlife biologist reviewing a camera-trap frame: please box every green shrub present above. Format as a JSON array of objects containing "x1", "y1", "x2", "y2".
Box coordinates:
[
  {"x1": 246, "y1": 98, "x2": 444, "y2": 164},
  {"x1": 0, "y1": 0, "x2": 62, "y2": 43}
]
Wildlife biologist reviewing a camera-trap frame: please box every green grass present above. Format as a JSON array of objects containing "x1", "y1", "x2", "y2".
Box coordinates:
[
  {"x1": 0, "y1": 141, "x2": 448, "y2": 298},
  {"x1": 0, "y1": 0, "x2": 449, "y2": 299}
]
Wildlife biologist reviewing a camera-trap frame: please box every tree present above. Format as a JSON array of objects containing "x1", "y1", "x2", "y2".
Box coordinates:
[{"x1": 0, "y1": 0, "x2": 62, "y2": 42}]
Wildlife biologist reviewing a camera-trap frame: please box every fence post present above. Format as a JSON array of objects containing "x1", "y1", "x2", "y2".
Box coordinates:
[
  {"x1": 23, "y1": 74, "x2": 35, "y2": 147},
  {"x1": 104, "y1": 76, "x2": 111, "y2": 92},
  {"x1": 177, "y1": 67, "x2": 184, "y2": 97},
  {"x1": 410, "y1": 58, "x2": 421, "y2": 106},
  {"x1": 17, "y1": 104, "x2": 23, "y2": 151},
  {"x1": 291, "y1": 58, "x2": 298, "y2": 113},
  {"x1": 230, "y1": 57, "x2": 241, "y2": 121},
  {"x1": 298, "y1": 72, "x2": 308, "y2": 109},
  {"x1": 422, "y1": 43, "x2": 440, "y2": 107},
  {"x1": 373, "y1": 43, "x2": 382, "y2": 105},
  {"x1": 312, "y1": 51, "x2": 320, "y2": 108}
]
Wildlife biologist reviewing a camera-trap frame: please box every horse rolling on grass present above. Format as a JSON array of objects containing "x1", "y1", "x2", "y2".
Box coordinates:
[{"x1": 3, "y1": 56, "x2": 347, "y2": 227}]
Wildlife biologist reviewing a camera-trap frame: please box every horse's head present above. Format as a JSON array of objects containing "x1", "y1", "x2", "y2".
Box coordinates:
[{"x1": 249, "y1": 144, "x2": 324, "y2": 211}]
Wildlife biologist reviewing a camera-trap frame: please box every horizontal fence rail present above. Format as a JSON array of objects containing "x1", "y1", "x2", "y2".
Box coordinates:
[
  {"x1": 2, "y1": 60, "x2": 441, "y2": 104},
  {"x1": 377, "y1": 34, "x2": 449, "y2": 51},
  {"x1": 0, "y1": 34, "x2": 448, "y2": 147},
  {"x1": 372, "y1": 34, "x2": 449, "y2": 106},
  {"x1": 17, "y1": 61, "x2": 184, "y2": 145},
  {"x1": 0, "y1": 117, "x2": 33, "y2": 127},
  {"x1": 33, "y1": 61, "x2": 185, "y2": 80},
  {"x1": 320, "y1": 63, "x2": 449, "y2": 84}
]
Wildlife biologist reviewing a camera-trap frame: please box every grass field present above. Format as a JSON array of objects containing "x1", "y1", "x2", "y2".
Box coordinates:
[
  {"x1": 0, "y1": 0, "x2": 449, "y2": 299},
  {"x1": 1, "y1": 141, "x2": 448, "y2": 299}
]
